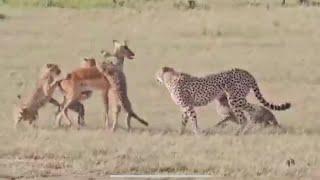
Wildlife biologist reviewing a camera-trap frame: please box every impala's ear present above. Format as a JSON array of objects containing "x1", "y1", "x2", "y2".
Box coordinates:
[
  {"x1": 101, "y1": 50, "x2": 113, "y2": 58},
  {"x1": 123, "y1": 40, "x2": 128, "y2": 46},
  {"x1": 17, "y1": 94, "x2": 21, "y2": 99},
  {"x1": 66, "y1": 73, "x2": 72, "y2": 79}
]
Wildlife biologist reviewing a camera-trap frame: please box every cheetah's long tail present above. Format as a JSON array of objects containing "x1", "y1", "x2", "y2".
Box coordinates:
[{"x1": 252, "y1": 81, "x2": 291, "y2": 111}]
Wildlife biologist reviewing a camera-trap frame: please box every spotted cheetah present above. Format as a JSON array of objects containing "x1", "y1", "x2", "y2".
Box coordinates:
[{"x1": 156, "y1": 67, "x2": 291, "y2": 135}]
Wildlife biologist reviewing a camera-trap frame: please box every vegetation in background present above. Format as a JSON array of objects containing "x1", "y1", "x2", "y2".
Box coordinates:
[
  {"x1": 0, "y1": 0, "x2": 210, "y2": 9},
  {"x1": 1, "y1": 0, "x2": 320, "y2": 179},
  {"x1": 1, "y1": 0, "x2": 120, "y2": 8}
]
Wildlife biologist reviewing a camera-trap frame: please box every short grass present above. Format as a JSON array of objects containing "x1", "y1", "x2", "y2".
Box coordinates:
[{"x1": 0, "y1": 0, "x2": 320, "y2": 179}]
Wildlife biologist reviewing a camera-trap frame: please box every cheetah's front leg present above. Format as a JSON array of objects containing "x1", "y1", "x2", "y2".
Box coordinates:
[
  {"x1": 180, "y1": 111, "x2": 188, "y2": 135},
  {"x1": 181, "y1": 107, "x2": 199, "y2": 135}
]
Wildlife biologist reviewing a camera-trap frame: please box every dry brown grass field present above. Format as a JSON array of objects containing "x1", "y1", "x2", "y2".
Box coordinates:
[{"x1": 1, "y1": 0, "x2": 320, "y2": 179}]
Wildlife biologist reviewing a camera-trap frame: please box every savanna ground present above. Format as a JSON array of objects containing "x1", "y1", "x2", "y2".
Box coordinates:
[{"x1": 1, "y1": 0, "x2": 320, "y2": 179}]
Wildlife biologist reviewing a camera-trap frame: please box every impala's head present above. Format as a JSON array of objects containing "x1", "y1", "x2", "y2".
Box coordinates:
[
  {"x1": 81, "y1": 57, "x2": 96, "y2": 68},
  {"x1": 101, "y1": 40, "x2": 135, "y2": 60},
  {"x1": 40, "y1": 63, "x2": 61, "y2": 79}
]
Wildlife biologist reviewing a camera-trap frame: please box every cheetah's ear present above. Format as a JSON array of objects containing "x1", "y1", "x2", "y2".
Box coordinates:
[
  {"x1": 17, "y1": 94, "x2": 21, "y2": 99},
  {"x1": 46, "y1": 63, "x2": 54, "y2": 68},
  {"x1": 101, "y1": 50, "x2": 113, "y2": 58},
  {"x1": 162, "y1": 66, "x2": 174, "y2": 73}
]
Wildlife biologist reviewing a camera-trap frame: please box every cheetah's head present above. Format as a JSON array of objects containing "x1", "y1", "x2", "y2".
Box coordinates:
[
  {"x1": 81, "y1": 57, "x2": 96, "y2": 68},
  {"x1": 155, "y1": 66, "x2": 178, "y2": 85},
  {"x1": 40, "y1": 63, "x2": 61, "y2": 79}
]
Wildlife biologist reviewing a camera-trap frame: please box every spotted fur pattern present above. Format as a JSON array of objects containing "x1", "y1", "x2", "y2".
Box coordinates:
[
  {"x1": 156, "y1": 67, "x2": 290, "y2": 134},
  {"x1": 214, "y1": 95, "x2": 282, "y2": 129}
]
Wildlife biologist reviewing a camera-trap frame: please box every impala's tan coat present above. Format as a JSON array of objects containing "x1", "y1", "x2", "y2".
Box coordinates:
[{"x1": 56, "y1": 40, "x2": 135, "y2": 129}]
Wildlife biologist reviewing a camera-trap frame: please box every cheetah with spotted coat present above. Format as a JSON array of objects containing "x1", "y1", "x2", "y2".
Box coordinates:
[{"x1": 155, "y1": 67, "x2": 291, "y2": 135}]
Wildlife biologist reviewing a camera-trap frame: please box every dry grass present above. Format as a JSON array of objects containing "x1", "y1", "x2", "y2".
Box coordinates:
[{"x1": 1, "y1": 1, "x2": 320, "y2": 179}]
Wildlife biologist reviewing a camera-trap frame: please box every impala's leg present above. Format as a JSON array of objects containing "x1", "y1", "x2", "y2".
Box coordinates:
[
  {"x1": 56, "y1": 89, "x2": 80, "y2": 129},
  {"x1": 102, "y1": 90, "x2": 110, "y2": 129},
  {"x1": 77, "y1": 102, "x2": 85, "y2": 126},
  {"x1": 67, "y1": 101, "x2": 85, "y2": 127},
  {"x1": 49, "y1": 98, "x2": 61, "y2": 115},
  {"x1": 55, "y1": 96, "x2": 66, "y2": 118},
  {"x1": 61, "y1": 99, "x2": 77, "y2": 128},
  {"x1": 30, "y1": 120, "x2": 38, "y2": 129}
]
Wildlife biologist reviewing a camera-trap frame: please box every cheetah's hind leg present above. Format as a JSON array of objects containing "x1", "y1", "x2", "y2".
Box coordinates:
[{"x1": 229, "y1": 98, "x2": 255, "y2": 135}]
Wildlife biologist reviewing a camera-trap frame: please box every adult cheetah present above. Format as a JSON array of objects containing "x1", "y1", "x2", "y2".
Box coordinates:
[{"x1": 156, "y1": 67, "x2": 290, "y2": 135}]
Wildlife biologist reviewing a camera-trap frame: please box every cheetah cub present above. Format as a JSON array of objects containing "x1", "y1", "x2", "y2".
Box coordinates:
[
  {"x1": 14, "y1": 64, "x2": 61, "y2": 128},
  {"x1": 98, "y1": 61, "x2": 148, "y2": 132},
  {"x1": 214, "y1": 95, "x2": 283, "y2": 129}
]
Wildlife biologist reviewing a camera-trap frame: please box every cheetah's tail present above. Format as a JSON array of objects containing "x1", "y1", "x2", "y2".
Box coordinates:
[{"x1": 252, "y1": 82, "x2": 291, "y2": 111}]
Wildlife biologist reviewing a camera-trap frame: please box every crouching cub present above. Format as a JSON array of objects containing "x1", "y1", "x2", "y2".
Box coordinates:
[{"x1": 214, "y1": 95, "x2": 283, "y2": 129}]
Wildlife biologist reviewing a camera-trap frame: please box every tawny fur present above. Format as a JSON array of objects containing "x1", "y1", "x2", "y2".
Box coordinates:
[
  {"x1": 55, "y1": 40, "x2": 135, "y2": 129},
  {"x1": 56, "y1": 57, "x2": 97, "y2": 127},
  {"x1": 98, "y1": 61, "x2": 148, "y2": 131},
  {"x1": 13, "y1": 64, "x2": 61, "y2": 128},
  {"x1": 214, "y1": 95, "x2": 283, "y2": 129}
]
